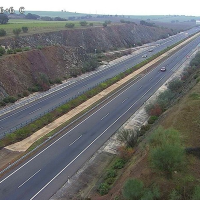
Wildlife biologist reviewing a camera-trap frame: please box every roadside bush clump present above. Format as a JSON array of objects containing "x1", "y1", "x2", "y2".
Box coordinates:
[
  {"x1": 148, "y1": 115, "x2": 158, "y2": 124},
  {"x1": 98, "y1": 182, "x2": 110, "y2": 195},
  {"x1": 113, "y1": 158, "x2": 126, "y2": 169},
  {"x1": 3, "y1": 96, "x2": 17, "y2": 103},
  {"x1": 118, "y1": 129, "x2": 138, "y2": 148},
  {"x1": 15, "y1": 48, "x2": 23, "y2": 52},
  {"x1": 105, "y1": 169, "x2": 117, "y2": 179},
  {"x1": 123, "y1": 179, "x2": 144, "y2": 200},
  {"x1": 0, "y1": 28, "x2": 6, "y2": 36},
  {"x1": 22, "y1": 26, "x2": 28, "y2": 33},
  {"x1": 65, "y1": 23, "x2": 75, "y2": 28},
  {"x1": 149, "y1": 127, "x2": 185, "y2": 179},
  {"x1": 123, "y1": 179, "x2": 160, "y2": 200},
  {"x1": 168, "y1": 78, "x2": 183, "y2": 92},
  {"x1": 0, "y1": 46, "x2": 5, "y2": 55}
]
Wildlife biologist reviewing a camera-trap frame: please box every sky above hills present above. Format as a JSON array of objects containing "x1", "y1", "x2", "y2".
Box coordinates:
[{"x1": 2, "y1": 0, "x2": 200, "y2": 16}]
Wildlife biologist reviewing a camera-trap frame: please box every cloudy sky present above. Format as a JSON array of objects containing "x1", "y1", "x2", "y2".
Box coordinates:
[{"x1": 1, "y1": 0, "x2": 200, "y2": 16}]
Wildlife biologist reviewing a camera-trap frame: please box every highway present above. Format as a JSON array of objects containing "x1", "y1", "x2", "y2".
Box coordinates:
[
  {"x1": 0, "y1": 27, "x2": 199, "y2": 138},
  {"x1": 0, "y1": 30, "x2": 200, "y2": 200}
]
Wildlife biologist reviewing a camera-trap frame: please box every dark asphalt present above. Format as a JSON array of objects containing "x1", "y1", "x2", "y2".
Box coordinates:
[
  {"x1": 0, "y1": 29, "x2": 200, "y2": 200},
  {"x1": 0, "y1": 27, "x2": 199, "y2": 138}
]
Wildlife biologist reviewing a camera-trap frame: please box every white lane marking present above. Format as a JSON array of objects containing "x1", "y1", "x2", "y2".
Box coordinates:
[
  {"x1": 0, "y1": 64, "x2": 168, "y2": 185},
  {"x1": 101, "y1": 113, "x2": 109, "y2": 121},
  {"x1": 0, "y1": 75, "x2": 138, "y2": 184},
  {"x1": 18, "y1": 169, "x2": 41, "y2": 188},
  {"x1": 149, "y1": 77, "x2": 153, "y2": 81},
  {"x1": 138, "y1": 86, "x2": 143, "y2": 90},
  {"x1": 69, "y1": 135, "x2": 82, "y2": 147},
  {"x1": 122, "y1": 98, "x2": 128, "y2": 104},
  {"x1": 29, "y1": 75, "x2": 166, "y2": 200},
  {"x1": 29, "y1": 108, "x2": 41, "y2": 115}
]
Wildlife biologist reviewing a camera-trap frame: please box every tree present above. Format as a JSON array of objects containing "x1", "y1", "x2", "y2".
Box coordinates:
[
  {"x1": 122, "y1": 179, "x2": 144, "y2": 200},
  {"x1": 0, "y1": 29, "x2": 6, "y2": 36},
  {"x1": 54, "y1": 17, "x2": 67, "y2": 21},
  {"x1": 0, "y1": 14, "x2": 9, "y2": 24},
  {"x1": 65, "y1": 23, "x2": 75, "y2": 28},
  {"x1": 79, "y1": 21, "x2": 88, "y2": 26},
  {"x1": 149, "y1": 127, "x2": 185, "y2": 178},
  {"x1": 150, "y1": 143, "x2": 185, "y2": 178},
  {"x1": 40, "y1": 16, "x2": 53, "y2": 21},
  {"x1": 22, "y1": 27, "x2": 28, "y2": 33},
  {"x1": 25, "y1": 13, "x2": 40, "y2": 19},
  {"x1": 168, "y1": 78, "x2": 183, "y2": 92},
  {"x1": 103, "y1": 22, "x2": 107, "y2": 27},
  {"x1": 13, "y1": 28, "x2": 21, "y2": 37}
]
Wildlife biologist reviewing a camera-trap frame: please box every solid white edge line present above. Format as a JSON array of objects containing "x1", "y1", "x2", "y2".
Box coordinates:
[{"x1": 29, "y1": 76, "x2": 166, "y2": 200}]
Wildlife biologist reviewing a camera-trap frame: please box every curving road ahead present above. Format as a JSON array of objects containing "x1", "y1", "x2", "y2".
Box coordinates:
[
  {"x1": 0, "y1": 27, "x2": 200, "y2": 138},
  {"x1": 0, "y1": 29, "x2": 200, "y2": 200}
]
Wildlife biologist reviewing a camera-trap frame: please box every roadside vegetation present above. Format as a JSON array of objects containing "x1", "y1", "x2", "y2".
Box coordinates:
[{"x1": 88, "y1": 50, "x2": 200, "y2": 199}]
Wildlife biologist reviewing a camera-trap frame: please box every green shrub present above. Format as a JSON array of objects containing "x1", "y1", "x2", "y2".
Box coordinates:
[
  {"x1": 22, "y1": 26, "x2": 28, "y2": 33},
  {"x1": 15, "y1": 48, "x2": 22, "y2": 52},
  {"x1": 79, "y1": 21, "x2": 88, "y2": 26},
  {"x1": 23, "y1": 47, "x2": 30, "y2": 51},
  {"x1": 0, "y1": 46, "x2": 5, "y2": 55},
  {"x1": 98, "y1": 182, "x2": 110, "y2": 195},
  {"x1": 105, "y1": 169, "x2": 117, "y2": 179},
  {"x1": 168, "y1": 78, "x2": 183, "y2": 92},
  {"x1": 113, "y1": 158, "x2": 126, "y2": 169},
  {"x1": 65, "y1": 23, "x2": 75, "y2": 28},
  {"x1": 3, "y1": 96, "x2": 17, "y2": 103},
  {"x1": 105, "y1": 177, "x2": 115, "y2": 185},
  {"x1": 122, "y1": 179, "x2": 144, "y2": 200},
  {"x1": 148, "y1": 116, "x2": 158, "y2": 124},
  {"x1": 169, "y1": 189, "x2": 181, "y2": 200},
  {"x1": 13, "y1": 28, "x2": 21, "y2": 36},
  {"x1": 0, "y1": 28, "x2": 6, "y2": 36}
]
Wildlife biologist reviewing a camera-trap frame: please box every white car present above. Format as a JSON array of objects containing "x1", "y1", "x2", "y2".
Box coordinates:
[
  {"x1": 160, "y1": 67, "x2": 166, "y2": 72},
  {"x1": 142, "y1": 54, "x2": 147, "y2": 58}
]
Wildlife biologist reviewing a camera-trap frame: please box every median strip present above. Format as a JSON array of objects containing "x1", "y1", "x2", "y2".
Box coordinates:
[{"x1": 4, "y1": 31, "x2": 200, "y2": 152}]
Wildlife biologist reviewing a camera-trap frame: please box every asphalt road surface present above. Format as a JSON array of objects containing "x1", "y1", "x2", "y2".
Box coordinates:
[
  {"x1": 0, "y1": 30, "x2": 200, "y2": 200},
  {"x1": 0, "y1": 27, "x2": 199, "y2": 138}
]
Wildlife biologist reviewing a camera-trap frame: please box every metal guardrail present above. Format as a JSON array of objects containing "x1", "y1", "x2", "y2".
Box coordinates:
[{"x1": 0, "y1": 80, "x2": 108, "y2": 139}]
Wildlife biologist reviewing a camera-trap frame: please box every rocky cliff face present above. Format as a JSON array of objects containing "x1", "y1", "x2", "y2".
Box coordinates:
[
  {"x1": 0, "y1": 24, "x2": 174, "y2": 98},
  {"x1": 0, "y1": 46, "x2": 88, "y2": 97},
  {"x1": 0, "y1": 24, "x2": 173, "y2": 52}
]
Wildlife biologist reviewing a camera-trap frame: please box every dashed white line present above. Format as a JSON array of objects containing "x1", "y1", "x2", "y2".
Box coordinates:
[
  {"x1": 122, "y1": 98, "x2": 128, "y2": 103},
  {"x1": 29, "y1": 108, "x2": 41, "y2": 115},
  {"x1": 69, "y1": 135, "x2": 82, "y2": 146},
  {"x1": 18, "y1": 169, "x2": 41, "y2": 188},
  {"x1": 149, "y1": 77, "x2": 153, "y2": 81},
  {"x1": 101, "y1": 113, "x2": 109, "y2": 121}
]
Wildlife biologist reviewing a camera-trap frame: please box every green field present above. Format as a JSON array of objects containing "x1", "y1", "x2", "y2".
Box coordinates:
[
  {"x1": 129, "y1": 15, "x2": 200, "y2": 22},
  {"x1": 0, "y1": 19, "x2": 103, "y2": 37}
]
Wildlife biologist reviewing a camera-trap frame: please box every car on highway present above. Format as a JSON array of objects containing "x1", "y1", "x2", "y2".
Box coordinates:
[
  {"x1": 142, "y1": 54, "x2": 148, "y2": 58},
  {"x1": 148, "y1": 49, "x2": 154, "y2": 52},
  {"x1": 160, "y1": 66, "x2": 166, "y2": 72}
]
